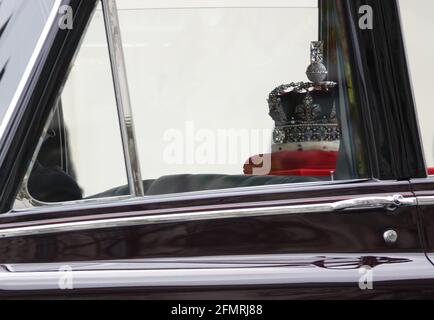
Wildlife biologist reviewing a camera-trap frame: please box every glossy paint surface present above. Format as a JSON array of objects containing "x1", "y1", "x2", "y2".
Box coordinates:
[{"x1": 337, "y1": 0, "x2": 425, "y2": 179}]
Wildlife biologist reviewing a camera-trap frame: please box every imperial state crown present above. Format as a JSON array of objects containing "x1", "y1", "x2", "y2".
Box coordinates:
[{"x1": 244, "y1": 41, "x2": 340, "y2": 177}]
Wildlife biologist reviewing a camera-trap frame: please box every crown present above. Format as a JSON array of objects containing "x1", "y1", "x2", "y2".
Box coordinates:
[{"x1": 268, "y1": 41, "x2": 340, "y2": 145}]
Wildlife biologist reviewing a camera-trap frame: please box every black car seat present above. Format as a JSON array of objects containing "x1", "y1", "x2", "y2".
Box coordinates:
[{"x1": 27, "y1": 161, "x2": 83, "y2": 203}]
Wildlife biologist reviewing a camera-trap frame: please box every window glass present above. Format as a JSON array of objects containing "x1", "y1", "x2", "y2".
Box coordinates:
[
  {"x1": 118, "y1": 0, "x2": 366, "y2": 195},
  {"x1": 15, "y1": 2, "x2": 127, "y2": 207},
  {"x1": 399, "y1": 0, "x2": 434, "y2": 171},
  {"x1": 16, "y1": 0, "x2": 369, "y2": 207},
  {"x1": 120, "y1": 0, "x2": 319, "y2": 178}
]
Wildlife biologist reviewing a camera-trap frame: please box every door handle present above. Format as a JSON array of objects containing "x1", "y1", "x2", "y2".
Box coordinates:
[{"x1": 332, "y1": 194, "x2": 415, "y2": 212}]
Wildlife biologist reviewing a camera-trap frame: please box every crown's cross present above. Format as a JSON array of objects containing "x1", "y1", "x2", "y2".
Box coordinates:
[{"x1": 306, "y1": 41, "x2": 328, "y2": 84}]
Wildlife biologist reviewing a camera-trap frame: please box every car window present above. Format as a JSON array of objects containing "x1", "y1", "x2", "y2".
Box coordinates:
[
  {"x1": 15, "y1": 2, "x2": 127, "y2": 208},
  {"x1": 399, "y1": 0, "x2": 434, "y2": 175},
  {"x1": 117, "y1": 0, "x2": 367, "y2": 194},
  {"x1": 15, "y1": 0, "x2": 369, "y2": 207}
]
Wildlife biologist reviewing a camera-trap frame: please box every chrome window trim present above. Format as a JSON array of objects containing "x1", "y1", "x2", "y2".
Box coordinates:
[
  {"x1": 415, "y1": 196, "x2": 434, "y2": 206},
  {"x1": 0, "y1": 0, "x2": 62, "y2": 143},
  {"x1": 0, "y1": 194, "x2": 416, "y2": 239},
  {"x1": 10, "y1": 178, "x2": 371, "y2": 215},
  {"x1": 102, "y1": 0, "x2": 144, "y2": 197}
]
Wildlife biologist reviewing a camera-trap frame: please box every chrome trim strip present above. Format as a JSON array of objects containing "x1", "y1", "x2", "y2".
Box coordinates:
[
  {"x1": 102, "y1": 0, "x2": 144, "y2": 197},
  {"x1": 3, "y1": 254, "x2": 363, "y2": 271},
  {"x1": 0, "y1": 0, "x2": 62, "y2": 142},
  {"x1": 10, "y1": 178, "x2": 370, "y2": 215},
  {"x1": 0, "y1": 267, "x2": 365, "y2": 290},
  {"x1": 0, "y1": 253, "x2": 429, "y2": 291},
  {"x1": 415, "y1": 196, "x2": 434, "y2": 206},
  {"x1": 0, "y1": 195, "x2": 416, "y2": 239},
  {"x1": 331, "y1": 194, "x2": 414, "y2": 211}
]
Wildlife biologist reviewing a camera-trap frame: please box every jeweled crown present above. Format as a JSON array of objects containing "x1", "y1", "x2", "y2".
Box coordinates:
[{"x1": 268, "y1": 42, "x2": 340, "y2": 145}]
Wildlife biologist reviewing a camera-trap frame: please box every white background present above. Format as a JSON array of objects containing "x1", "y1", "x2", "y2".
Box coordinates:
[
  {"x1": 62, "y1": 0, "x2": 318, "y2": 196},
  {"x1": 399, "y1": 0, "x2": 434, "y2": 169}
]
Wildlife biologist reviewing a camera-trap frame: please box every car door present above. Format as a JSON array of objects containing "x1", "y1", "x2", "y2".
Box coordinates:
[
  {"x1": 0, "y1": 179, "x2": 427, "y2": 299},
  {"x1": 0, "y1": 0, "x2": 432, "y2": 300}
]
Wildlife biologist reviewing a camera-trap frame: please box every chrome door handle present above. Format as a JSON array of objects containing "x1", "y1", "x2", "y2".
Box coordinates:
[{"x1": 332, "y1": 194, "x2": 415, "y2": 212}]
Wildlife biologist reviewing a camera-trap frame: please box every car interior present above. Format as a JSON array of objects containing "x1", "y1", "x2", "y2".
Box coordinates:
[
  {"x1": 26, "y1": 96, "x2": 347, "y2": 203},
  {"x1": 24, "y1": 8, "x2": 361, "y2": 204}
]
